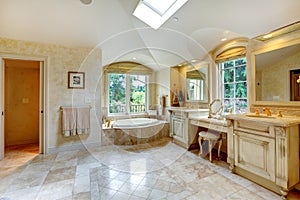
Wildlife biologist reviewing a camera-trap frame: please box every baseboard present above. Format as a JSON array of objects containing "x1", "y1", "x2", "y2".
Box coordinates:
[
  {"x1": 47, "y1": 141, "x2": 101, "y2": 154},
  {"x1": 6, "y1": 139, "x2": 39, "y2": 146},
  {"x1": 234, "y1": 166, "x2": 280, "y2": 194}
]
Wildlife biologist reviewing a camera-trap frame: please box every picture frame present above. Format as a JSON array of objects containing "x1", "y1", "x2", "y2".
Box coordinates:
[{"x1": 68, "y1": 71, "x2": 85, "y2": 89}]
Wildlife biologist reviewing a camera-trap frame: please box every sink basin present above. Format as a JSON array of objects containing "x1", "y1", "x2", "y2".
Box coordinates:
[{"x1": 245, "y1": 114, "x2": 277, "y2": 119}]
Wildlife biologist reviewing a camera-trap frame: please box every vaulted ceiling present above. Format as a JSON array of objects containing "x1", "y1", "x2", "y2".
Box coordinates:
[{"x1": 0, "y1": 0, "x2": 300, "y2": 70}]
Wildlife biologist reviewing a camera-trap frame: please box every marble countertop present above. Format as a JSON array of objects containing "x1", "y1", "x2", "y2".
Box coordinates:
[
  {"x1": 167, "y1": 107, "x2": 209, "y2": 113},
  {"x1": 189, "y1": 115, "x2": 231, "y2": 126},
  {"x1": 225, "y1": 113, "x2": 300, "y2": 127}
]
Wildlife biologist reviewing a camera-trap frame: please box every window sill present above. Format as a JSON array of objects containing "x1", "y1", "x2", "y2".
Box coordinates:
[{"x1": 107, "y1": 112, "x2": 149, "y2": 120}]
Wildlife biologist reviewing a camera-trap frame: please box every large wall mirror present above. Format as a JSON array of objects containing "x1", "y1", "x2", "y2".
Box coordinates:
[
  {"x1": 186, "y1": 64, "x2": 208, "y2": 102},
  {"x1": 255, "y1": 42, "x2": 300, "y2": 103}
]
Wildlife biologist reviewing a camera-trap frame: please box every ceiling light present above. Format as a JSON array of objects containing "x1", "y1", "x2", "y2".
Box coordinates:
[
  {"x1": 80, "y1": 0, "x2": 92, "y2": 5},
  {"x1": 221, "y1": 38, "x2": 227, "y2": 41},
  {"x1": 173, "y1": 17, "x2": 179, "y2": 22},
  {"x1": 133, "y1": 0, "x2": 189, "y2": 30},
  {"x1": 191, "y1": 59, "x2": 198, "y2": 63},
  {"x1": 132, "y1": 57, "x2": 137, "y2": 60},
  {"x1": 263, "y1": 33, "x2": 273, "y2": 39}
]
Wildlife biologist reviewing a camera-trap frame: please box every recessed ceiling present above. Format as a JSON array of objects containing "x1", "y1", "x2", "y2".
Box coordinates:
[{"x1": 0, "y1": 0, "x2": 300, "y2": 68}]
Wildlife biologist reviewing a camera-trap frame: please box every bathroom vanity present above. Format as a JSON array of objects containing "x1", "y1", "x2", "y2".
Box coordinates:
[
  {"x1": 226, "y1": 114, "x2": 300, "y2": 199},
  {"x1": 168, "y1": 107, "x2": 209, "y2": 149}
]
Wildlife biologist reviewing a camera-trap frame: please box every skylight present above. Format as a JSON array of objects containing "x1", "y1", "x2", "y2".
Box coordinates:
[
  {"x1": 143, "y1": 0, "x2": 177, "y2": 16},
  {"x1": 133, "y1": 0, "x2": 189, "y2": 30}
]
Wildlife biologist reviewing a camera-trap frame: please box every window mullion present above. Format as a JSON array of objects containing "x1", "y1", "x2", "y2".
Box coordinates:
[
  {"x1": 126, "y1": 75, "x2": 130, "y2": 114},
  {"x1": 233, "y1": 65, "x2": 236, "y2": 113}
]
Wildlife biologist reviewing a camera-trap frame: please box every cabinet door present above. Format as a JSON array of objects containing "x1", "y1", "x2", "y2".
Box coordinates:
[
  {"x1": 234, "y1": 131, "x2": 275, "y2": 181},
  {"x1": 171, "y1": 116, "x2": 185, "y2": 141}
]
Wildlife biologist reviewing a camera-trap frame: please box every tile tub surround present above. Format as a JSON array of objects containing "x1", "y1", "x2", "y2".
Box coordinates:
[
  {"x1": 102, "y1": 121, "x2": 169, "y2": 145},
  {"x1": 1, "y1": 139, "x2": 300, "y2": 199}
]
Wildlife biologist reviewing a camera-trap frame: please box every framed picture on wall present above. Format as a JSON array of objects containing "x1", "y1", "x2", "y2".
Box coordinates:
[{"x1": 68, "y1": 71, "x2": 85, "y2": 89}]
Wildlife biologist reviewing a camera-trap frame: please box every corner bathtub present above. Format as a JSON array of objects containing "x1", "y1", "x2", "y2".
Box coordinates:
[
  {"x1": 102, "y1": 118, "x2": 169, "y2": 145},
  {"x1": 113, "y1": 118, "x2": 160, "y2": 128}
]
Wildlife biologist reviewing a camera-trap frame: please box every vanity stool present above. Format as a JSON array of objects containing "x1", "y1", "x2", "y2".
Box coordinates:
[{"x1": 198, "y1": 130, "x2": 222, "y2": 162}]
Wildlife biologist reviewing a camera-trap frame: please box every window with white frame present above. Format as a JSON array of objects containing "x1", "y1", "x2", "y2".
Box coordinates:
[
  {"x1": 108, "y1": 73, "x2": 147, "y2": 114},
  {"x1": 220, "y1": 57, "x2": 247, "y2": 113}
]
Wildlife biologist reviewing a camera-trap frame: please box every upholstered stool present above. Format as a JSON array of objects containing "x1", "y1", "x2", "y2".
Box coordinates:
[{"x1": 198, "y1": 131, "x2": 222, "y2": 162}]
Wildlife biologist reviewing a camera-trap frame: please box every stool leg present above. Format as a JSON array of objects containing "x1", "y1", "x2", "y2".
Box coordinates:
[
  {"x1": 208, "y1": 139, "x2": 212, "y2": 162},
  {"x1": 198, "y1": 136, "x2": 203, "y2": 156},
  {"x1": 218, "y1": 139, "x2": 222, "y2": 160}
]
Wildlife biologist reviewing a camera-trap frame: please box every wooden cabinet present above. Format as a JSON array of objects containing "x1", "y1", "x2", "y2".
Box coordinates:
[
  {"x1": 168, "y1": 108, "x2": 209, "y2": 149},
  {"x1": 170, "y1": 115, "x2": 185, "y2": 143},
  {"x1": 226, "y1": 115, "x2": 300, "y2": 199},
  {"x1": 234, "y1": 130, "x2": 275, "y2": 181}
]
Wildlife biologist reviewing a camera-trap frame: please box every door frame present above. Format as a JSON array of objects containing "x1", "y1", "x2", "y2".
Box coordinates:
[
  {"x1": 288, "y1": 67, "x2": 300, "y2": 101},
  {"x1": 0, "y1": 54, "x2": 48, "y2": 159}
]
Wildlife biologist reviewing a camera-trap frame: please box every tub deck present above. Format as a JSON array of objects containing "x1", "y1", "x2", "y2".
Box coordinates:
[{"x1": 102, "y1": 120, "x2": 169, "y2": 145}]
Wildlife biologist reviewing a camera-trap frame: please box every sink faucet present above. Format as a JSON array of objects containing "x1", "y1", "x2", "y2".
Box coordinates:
[{"x1": 262, "y1": 107, "x2": 271, "y2": 116}]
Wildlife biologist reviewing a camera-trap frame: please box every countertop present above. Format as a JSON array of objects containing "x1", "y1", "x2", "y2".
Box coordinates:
[
  {"x1": 167, "y1": 107, "x2": 209, "y2": 113},
  {"x1": 189, "y1": 115, "x2": 231, "y2": 126},
  {"x1": 225, "y1": 113, "x2": 300, "y2": 127}
]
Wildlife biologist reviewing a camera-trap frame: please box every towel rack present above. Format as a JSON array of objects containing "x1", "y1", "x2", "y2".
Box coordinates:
[{"x1": 59, "y1": 105, "x2": 92, "y2": 111}]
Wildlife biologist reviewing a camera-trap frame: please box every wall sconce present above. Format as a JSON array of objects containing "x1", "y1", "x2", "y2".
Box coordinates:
[{"x1": 297, "y1": 75, "x2": 300, "y2": 83}]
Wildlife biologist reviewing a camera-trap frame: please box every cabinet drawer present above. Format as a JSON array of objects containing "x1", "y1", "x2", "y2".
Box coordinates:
[
  {"x1": 190, "y1": 120, "x2": 228, "y2": 133},
  {"x1": 172, "y1": 111, "x2": 185, "y2": 118},
  {"x1": 234, "y1": 120, "x2": 274, "y2": 138}
]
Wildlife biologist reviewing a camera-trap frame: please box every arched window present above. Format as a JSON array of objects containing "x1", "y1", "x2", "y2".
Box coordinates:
[{"x1": 213, "y1": 38, "x2": 248, "y2": 113}]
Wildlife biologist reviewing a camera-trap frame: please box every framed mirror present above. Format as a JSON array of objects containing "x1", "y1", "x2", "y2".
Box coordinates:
[
  {"x1": 186, "y1": 64, "x2": 208, "y2": 102},
  {"x1": 254, "y1": 42, "x2": 300, "y2": 103}
]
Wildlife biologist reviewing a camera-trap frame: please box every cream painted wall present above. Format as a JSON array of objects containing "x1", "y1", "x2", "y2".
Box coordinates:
[
  {"x1": 5, "y1": 59, "x2": 40, "y2": 146},
  {"x1": 0, "y1": 37, "x2": 102, "y2": 153},
  {"x1": 155, "y1": 68, "x2": 171, "y2": 107}
]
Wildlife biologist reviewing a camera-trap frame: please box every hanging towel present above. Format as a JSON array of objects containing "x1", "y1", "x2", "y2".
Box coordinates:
[
  {"x1": 76, "y1": 107, "x2": 90, "y2": 135},
  {"x1": 62, "y1": 107, "x2": 77, "y2": 136}
]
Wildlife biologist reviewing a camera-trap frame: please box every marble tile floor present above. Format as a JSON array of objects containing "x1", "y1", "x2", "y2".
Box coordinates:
[{"x1": 0, "y1": 138, "x2": 299, "y2": 200}]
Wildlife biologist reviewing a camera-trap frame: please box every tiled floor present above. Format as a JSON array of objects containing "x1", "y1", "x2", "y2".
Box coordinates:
[{"x1": 0, "y1": 138, "x2": 299, "y2": 200}]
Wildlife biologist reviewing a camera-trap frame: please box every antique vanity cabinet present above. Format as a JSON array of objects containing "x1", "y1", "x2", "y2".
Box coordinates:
[
  {"x1": 226, "y1": 114, "x2": 300, "y2": 199},
  {"x1": 168, "y1": 108, "x2": 209, "y2": 149}
]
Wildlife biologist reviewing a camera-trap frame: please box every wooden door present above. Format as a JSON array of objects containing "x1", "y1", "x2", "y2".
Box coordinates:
[{"x1": 290, "y1": 73, "x2": 300, "y2": 101}]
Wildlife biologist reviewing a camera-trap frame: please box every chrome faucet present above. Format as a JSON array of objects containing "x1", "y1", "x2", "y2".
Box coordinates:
[{"x1": 262, "y1": 107, "x2": 271, "y2": 116}]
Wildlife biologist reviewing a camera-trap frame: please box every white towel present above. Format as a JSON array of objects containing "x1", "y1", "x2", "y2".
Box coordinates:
[
  {"x1": 62, "y1": 107, "x2": 77, "y2": 136},
  {"x1": 76, "y1": 107, "x2": 90, "y2": 135},
  {"x1": 61, "y1": 106, "x2": 90, "y2": 136}
]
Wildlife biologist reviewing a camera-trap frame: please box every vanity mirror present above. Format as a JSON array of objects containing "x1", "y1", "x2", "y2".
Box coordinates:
[
  {"x1": 208, "y1": 99, "x2": 223, "y2": 118},
  {"x1": 186, "y1": 64, "x2": 208, "y2": 102},
  {"x1": 254, "y1": 42, "x2": 300, "y2": 103}
]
